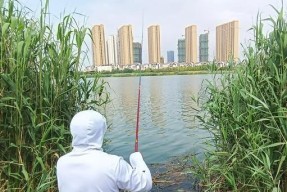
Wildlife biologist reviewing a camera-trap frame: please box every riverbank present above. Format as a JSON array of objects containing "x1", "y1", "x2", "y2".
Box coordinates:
[
  {"x1": 150, "y1": 154, "x2": 200, "y2": 192},
  {"x1": 84, "y1": 70, "x2": 229, "y2": 77}
]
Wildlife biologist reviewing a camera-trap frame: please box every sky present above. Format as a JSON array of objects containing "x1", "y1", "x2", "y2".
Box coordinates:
[{"x1": 17, "y1": 0, "x2": 284, "y2": 65}]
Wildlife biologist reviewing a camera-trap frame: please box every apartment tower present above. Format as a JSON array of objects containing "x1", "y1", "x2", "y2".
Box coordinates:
[
  {"x1": 91, "y1": 25, "x2": 106, "y2": 67},
  {"x1": 167, "y1": 51, "x2": 174, "y2": 63},
  {"x1": 199, "y1": 33, "x2": 209, "y2": 62},
  {"x1": 185, "y1": 25, "x2": 198, "y2": 63},
  {"x1": 148, "y1": 25, "x2": 161, "y2": 64},
  {"x1": 133, "y1": 42, "x2": 142, "y2": 64},
  {"x1": 177, "y1": 38, "x2": 185, "y2": 63},
  {"x1": 216, "y1": 20, "x2": 239, "y2": 62},
  {"x1": 106, "y1": 35, "x2": 118, "y2": 65},
  {"x1": 118, "y1": 25, "x2": 134, "y2": 65}
]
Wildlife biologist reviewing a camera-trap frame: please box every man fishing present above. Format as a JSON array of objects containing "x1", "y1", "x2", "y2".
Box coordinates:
[{"x1": 56, "y1": 110, "x2": 152, "y2": 192}]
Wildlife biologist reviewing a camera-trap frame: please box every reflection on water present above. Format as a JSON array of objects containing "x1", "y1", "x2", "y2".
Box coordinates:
[{"x1": 101, "y1": 74, "x2": 213, "y2": 164}]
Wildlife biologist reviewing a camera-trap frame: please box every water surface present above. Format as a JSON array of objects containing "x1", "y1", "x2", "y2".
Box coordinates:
[{"x1": 102, "y1": 74, "x2": 213, "y2": 164}]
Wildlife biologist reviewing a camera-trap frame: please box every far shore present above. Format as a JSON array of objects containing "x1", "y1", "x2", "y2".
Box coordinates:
[{"x1": 83, "y1": 70, "x2": 229, "y2": 78}]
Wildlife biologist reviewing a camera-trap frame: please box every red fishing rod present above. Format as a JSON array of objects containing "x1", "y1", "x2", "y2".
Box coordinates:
[
  {"x1": 135, "y1": 73, "x2": 141, "y2": 152},
  {"x1": 135, "y1": 13, "x2": 144, "y2": 152}
]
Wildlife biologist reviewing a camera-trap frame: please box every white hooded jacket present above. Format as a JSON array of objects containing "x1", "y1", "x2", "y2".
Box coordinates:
[{"x1": 56, "y1": 110, "x2": 152, "y2": 192}]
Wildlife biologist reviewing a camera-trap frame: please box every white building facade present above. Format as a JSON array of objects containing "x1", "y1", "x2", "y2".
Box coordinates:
[{"x1": 106, "y1": 35, "x2": 118, "y2": 65}]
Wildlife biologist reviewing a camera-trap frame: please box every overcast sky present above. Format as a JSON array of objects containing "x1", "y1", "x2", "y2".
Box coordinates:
[{"x1": 18, "y1": 0, "x2": 284, "y2": 64}]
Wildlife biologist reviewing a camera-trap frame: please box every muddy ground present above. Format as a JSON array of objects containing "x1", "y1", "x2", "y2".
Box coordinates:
[{"x1": 149, "y1": 155, "x2": 201, "y2": 192}]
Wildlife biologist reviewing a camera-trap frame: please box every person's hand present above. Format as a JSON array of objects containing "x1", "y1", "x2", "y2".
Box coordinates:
[{"x1": 129, "y1": 152, "x2": 144, "y2": 168}]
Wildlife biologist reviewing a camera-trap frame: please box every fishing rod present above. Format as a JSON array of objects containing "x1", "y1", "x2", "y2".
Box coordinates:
[
  {"x1": 134, "y1": 69, "x2": 141, "y2": 152},
  {"x1": 135, "y1": 12, "x2": 144, "y2": 152}
]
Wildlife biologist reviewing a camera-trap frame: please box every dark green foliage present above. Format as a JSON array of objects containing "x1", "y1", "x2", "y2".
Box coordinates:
[
  {"x1": 0, "y1": 0, "x2": 109, "y2": 191},
  {"x1": 192, "y1": 5, "x2": 287, "y2": 192}
]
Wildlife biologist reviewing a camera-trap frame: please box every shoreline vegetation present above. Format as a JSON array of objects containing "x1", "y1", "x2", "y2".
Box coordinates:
[
  {"x1": 88, "y1": 70, "x2": 211, "y2": 77},
  {"x1": 191, "y1": 4, "x2": 287, "y2": 191},
  {"x1": 83, "y1": 65, "x2": 233, "y2": 77},
  {"x1": 0, "y1": 0, "x2": 109, "y2": 191}
]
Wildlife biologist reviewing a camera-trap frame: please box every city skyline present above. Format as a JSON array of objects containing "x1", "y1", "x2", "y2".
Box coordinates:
[
  {"x1": 91, "y1": 22, "x2": 238, "y2": 66},
  {"x1": 23, "y1": 0, "x2": 282, "y2": 65}
]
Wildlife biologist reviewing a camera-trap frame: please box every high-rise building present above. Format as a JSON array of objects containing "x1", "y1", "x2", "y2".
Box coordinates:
[
  {"x1": 160, "y1": 56, "x2": 164, "y2": 64},
  {"x1": 91, "y1": 25, "x2": 106, "y2": 67},
  {"x1": 148, "y1": 25, "x2": 161, "y2": 64},
  {"x1": 199, "y1": 33, "x2": 209, "y2": 62},
  {"x1": 118, "y1": 25, "x2": 134, "y2": 65},
  {"x1": 106, "y1": 35, "x2": 118, "y2": 65},
  {"x1": 167, "y1": 51, "x2": 174, "y2": 63},
  {"x1": 216, "y1": 20, "x2": 239, "y2": 62},
  {"x1": 178, "y1": 38, "x2": 185, "y2": 63},
  {"x1": 133, "y1": 42, "x2": 142, "y2": 64},
  {"x1": 185, "y1": 25, "x2": 198, "y2": 63}
]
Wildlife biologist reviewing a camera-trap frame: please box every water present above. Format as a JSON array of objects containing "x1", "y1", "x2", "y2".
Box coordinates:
[{"x1": 102, "y1": 74, "x2": 213, "y2": 164}]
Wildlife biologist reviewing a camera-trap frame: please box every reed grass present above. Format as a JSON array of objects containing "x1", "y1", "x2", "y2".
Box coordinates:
[
  {"x1": 192, "y1": 4, "x2": 287, "y2": 192},
  {"x1": 0, "y1": 0, "x2": 109, "y2": 191}
]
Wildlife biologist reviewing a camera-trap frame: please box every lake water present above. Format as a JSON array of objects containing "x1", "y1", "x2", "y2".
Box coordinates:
[{"x1": 102, "y1": 74, "x2": 214, "y2": 164}]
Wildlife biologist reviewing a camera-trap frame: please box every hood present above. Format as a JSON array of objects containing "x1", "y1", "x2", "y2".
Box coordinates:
[{"x1": 70, "y1": 110, "x2": 107, "y2": 149}]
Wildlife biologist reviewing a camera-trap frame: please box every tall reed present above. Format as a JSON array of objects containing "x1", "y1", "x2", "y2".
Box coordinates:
[
  {"x1": 0, "y1": 0, "x2": 109, "y2": 191},
  {"x1": 192, "y1": 4, "x2": 287, "y2": 192}
]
